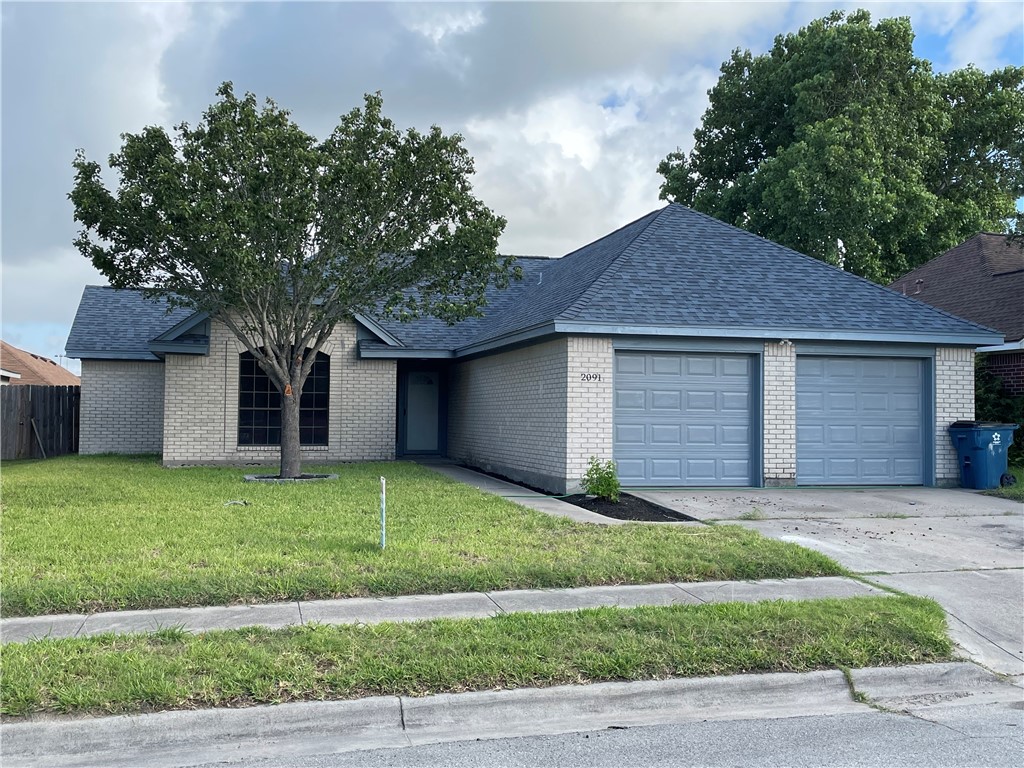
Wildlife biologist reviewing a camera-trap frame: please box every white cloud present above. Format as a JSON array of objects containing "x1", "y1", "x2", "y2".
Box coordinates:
[
  {"x1": 465, "y1": 70, "x2": 718, "y2": 257},
  {"x1": 943, "y1": 1, "x2": 1023, "y2": 69}
]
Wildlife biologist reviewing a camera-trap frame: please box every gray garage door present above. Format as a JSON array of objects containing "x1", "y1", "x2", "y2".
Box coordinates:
[
  {"x1": 614, "y1": 351, "x2": 753, "y2": 486},
  {"x1": 797, "y1": 356, "x2": 924, "y2": 485}
]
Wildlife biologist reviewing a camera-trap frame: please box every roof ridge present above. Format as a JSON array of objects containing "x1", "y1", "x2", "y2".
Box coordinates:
[
  {"x1": 558, "y1": 207, "x2": 666, "y2": 321},
  {"x1": 678, "y1": 205, "x2": 1002, "y2": 337}
]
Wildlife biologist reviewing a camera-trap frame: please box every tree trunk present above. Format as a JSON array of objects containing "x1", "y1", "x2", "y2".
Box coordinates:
[{"x1": 279, "y1": 384, "x2": 302, "y2": 479}]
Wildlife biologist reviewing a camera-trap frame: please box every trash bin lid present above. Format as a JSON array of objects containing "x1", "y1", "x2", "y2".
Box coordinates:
[{"x1": 949, "y1": 421, "x2": 1019, "y2": 430}]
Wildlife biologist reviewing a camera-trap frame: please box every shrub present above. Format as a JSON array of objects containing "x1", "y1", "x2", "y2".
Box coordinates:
[
  {"x1": 581, "y1": 457, "x2": 620, "y2": 503},
  {"x1": 975, "y1": 358, "x2": 1024, "y2": 465}
]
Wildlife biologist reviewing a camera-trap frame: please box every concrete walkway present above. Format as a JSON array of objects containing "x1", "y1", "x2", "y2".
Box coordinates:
[
  {"x1": 423, "y1": 464, "x2": 632, "y2": 524},
  {"x1": 0, "y1": 576, "x2": 884, "y2": 644}
]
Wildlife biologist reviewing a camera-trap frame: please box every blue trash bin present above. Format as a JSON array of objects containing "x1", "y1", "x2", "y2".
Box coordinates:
[{"x1": 947, "y1": 421, "x2": 1018, "y2": 490}]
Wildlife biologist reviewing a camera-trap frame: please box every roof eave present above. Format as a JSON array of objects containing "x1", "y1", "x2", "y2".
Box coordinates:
[{"x1": 549, "y1": 322, "x2": 1003, "y2": 347}]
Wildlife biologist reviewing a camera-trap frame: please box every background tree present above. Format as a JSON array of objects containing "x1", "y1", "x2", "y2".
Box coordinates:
[
  {"x1": 658, "y1": 10, "x2": 1024, "y2": 284},
  {"x1": 71, "y1": 83, "x2": 512, "y2": 478}
]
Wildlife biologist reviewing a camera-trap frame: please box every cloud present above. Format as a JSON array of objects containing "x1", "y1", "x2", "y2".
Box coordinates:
[{"x1": 2, "y1": 0, "x2": 1019, "y2": 355}]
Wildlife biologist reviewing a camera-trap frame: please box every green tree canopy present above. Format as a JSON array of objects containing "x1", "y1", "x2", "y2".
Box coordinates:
[
  {"x1": 658, "y1": 10, "x2": 1024, "y2": 283},
  {"x1": 71, "y1": 83, "x2": 512, "y2": 477}
]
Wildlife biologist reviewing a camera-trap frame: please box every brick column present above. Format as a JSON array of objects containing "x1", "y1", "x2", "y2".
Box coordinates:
[
  {"x1": 565, "y1": 336, "x2": 614, "y2": 493},
  {"x1": 935, "y1": 347, "x2": 975, "y2": 485},
  {"x1": 762, "y1": 341, "x2": 796, "y2": 486}
]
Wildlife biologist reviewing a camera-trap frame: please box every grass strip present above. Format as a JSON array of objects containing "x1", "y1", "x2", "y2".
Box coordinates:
[
  {"x1": 0, "y1": 595, "x2": 951, "y2": 718},
  {"x1": 0, "y1": 456, "x2": 843, "y2": 617},
  {"x1": 983, "y1": 464, "x2": 1024, "y2": 502}
]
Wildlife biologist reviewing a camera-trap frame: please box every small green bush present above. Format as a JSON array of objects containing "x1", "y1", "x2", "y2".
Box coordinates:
[
  {"x1": 581, "y1": 457, "x2": 620, "y2": 503},
  {"x1": 975, "y1": 358, "x2": 1024, "y2": 465}
]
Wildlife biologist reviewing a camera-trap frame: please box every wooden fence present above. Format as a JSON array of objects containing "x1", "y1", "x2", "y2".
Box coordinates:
[{"x1": 1, "y1": 385, "x2": 80, "y2": 461}]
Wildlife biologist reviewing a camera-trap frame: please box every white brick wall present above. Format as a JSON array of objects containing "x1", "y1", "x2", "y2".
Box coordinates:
[
  {"x1": 566, "y1": 336, "x2": 614, "y2": 488},
  {"x1": 935, "y1": 346, "x2": 975, "y2": 484},
  {"x1": 162, "y1": 319, "x2": 396, "y2": 465},
  {"x1": 448, "y1": 339, "x2": 569, "y2": 491},
  {"x1": 447, "y1": 336, "x2": 614, "y2": 494},
  {"x1": 763, "y1": 341, "x2": 796, "y2": 485},
  {"x1": 80, "y1": 360, "x2": 165, "y2": 454}
]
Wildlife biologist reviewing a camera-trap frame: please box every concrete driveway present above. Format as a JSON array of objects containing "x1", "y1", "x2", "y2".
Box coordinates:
[{"x1": 632, "y1": 488, "x2": 1024, "y2": 678}]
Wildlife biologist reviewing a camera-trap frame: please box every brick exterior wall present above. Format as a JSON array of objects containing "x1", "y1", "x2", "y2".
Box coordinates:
[
  {"x1": 566, "y1": 337, "x2": 615, "y2": 486},
  {"x1": 80, "y1": 360, "x2": 165, "y2": 454},
  {"x1": 448, "y1": 339, "x2": 569, "y2": 492},
  {"x1": 163, "y1": 319, "x2": 396, "y2": 465},
  {"x1": 447, "y1": 336, "x2": 614, "y2": 494},
  {"x1": 983, "y1": 351, "x2": 1024, "y2": 396},
  {"x1": 763, "y1": 341, "x2": 797, "y2": 486},
  {"x1": 935, "y1": 346, "x2": 976, "y2": 485}
]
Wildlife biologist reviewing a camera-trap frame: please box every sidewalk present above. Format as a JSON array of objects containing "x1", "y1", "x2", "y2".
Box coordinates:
[
  {"x1": 0, "y1": 576, "x2": 884, "y2": 644},
  {"x1": 3, "y1": 661, "x2": 1019, "y2": 768},
  {"x1": 423, "y1": 463, "x2": 631, "y2": 525}
]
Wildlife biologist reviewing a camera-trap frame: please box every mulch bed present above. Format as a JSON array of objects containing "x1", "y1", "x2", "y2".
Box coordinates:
[
  {"x1": 459, "y1": 464, "x2": 698, "y2": 523},
  {"x1": 562, "y1": 493, "x2": 698, "y2": 523}
]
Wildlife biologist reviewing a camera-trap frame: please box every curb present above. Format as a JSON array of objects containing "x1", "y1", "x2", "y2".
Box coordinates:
[{"x1": 6, "y1": 663, "x2": 1015, "y2": 768}]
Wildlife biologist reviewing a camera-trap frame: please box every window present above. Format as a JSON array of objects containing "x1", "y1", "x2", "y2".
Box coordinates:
[{"x1": 238, "y1": 350, "x2": 329, "y2": 446}]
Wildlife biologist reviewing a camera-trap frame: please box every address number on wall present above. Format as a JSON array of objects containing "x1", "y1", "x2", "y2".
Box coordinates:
[{"x1": 579, "y1": 373, "x2": 603, "y2": 382}]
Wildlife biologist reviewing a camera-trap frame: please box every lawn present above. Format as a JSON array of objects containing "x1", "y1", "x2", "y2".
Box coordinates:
[
  {"x1": 0, "y1": 456, "x2": 844, "y2": 617},
  {"x1": 0, "y1": 595, "x2": 951, "y2": 718},
  {"x1": 984, "y1": 464, "x2": 1024, "y2": 502}
]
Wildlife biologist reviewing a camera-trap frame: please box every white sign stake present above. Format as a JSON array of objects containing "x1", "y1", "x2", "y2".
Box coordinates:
[{"x1": 380, "y1": 476, "x2": 387, "y2": 550}]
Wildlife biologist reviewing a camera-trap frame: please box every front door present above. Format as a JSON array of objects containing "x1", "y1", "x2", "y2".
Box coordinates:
[{"x1": 400, "y1": 369, "x2": 444, "y2": 455}]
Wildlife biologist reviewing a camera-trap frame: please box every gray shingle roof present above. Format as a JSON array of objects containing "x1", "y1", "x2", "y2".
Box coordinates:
[
  {"x1": 66, "y1": 286, "x2": 193, "y2": 360},
  {"x1": 67, "y1": 204, "x2": 1000, "y2": 360}
]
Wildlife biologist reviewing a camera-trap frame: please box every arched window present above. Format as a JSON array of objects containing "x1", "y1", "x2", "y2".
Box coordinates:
[{"x1": 238, "y1": 350, "x2": 329, "y2": 446}]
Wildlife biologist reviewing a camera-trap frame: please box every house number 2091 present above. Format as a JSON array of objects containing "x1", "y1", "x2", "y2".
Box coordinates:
[{"x1": 580, "y1": 373, "x2": 602, "y2": 382}]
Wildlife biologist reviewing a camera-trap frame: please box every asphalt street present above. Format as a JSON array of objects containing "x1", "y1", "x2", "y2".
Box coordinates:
[{"x1": 194, "y1": 701, "x2": 1024, "y2": 768}]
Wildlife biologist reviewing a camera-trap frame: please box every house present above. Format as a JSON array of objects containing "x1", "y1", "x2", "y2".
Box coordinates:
[
  {"x1": 890, "y1": 233, "x2": 1023, "y2": 395},
  {"x1": 66, "y1": 204, "x2": 1000, "y2": 492},
  {"x1": 0, "y1": 341, "x2": 81, "y2": 386}
]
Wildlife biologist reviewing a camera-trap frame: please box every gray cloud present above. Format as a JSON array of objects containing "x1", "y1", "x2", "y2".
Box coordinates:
[{"x1": 2, "y1": 1, "x2": 1020, "y2": 360}]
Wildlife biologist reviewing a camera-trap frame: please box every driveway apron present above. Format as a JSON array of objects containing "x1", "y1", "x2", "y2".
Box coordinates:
[{"x1": 631, "y1": 488, "x2": 1024, "y2": 677}]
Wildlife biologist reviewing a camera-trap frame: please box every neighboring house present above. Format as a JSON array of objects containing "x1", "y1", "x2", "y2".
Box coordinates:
[
  {"x1": 67, "y1": 204, "x2": 1000, "y2": 492},
  {"x1": 0, "y1": 341, "x2": 81, "y2": 386},
  {"x1": 890, "y1": 233, "x2": 1024, "y2": 395}
]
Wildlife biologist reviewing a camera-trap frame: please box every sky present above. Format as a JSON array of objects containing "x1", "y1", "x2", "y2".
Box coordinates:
[{"x1": 2, "y1": 1, "x2": 1022, "y2": 374}]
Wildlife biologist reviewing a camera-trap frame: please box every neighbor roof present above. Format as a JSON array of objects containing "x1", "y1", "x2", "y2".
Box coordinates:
[
  {"x1": 890, "y1": 233, "x2": 1023, "y2": 343},
  {"x1": 0, "y1": 341, "x2": 80, "y2": 386},
  {"x1": 66, "y1": 205, "x2": 1003, "y2": 361}
]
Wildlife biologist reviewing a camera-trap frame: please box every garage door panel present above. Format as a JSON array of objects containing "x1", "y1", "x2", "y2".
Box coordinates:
[
  {"x1": 721, "y1": 459, "x2": 751, "y2": 479},
  {"x1": 617, "y1": 459, "x2": 647, "y2": 483},
  {"x1": 651, "y1": 356, "x2": 682, "y2": 376},
  {"x1": 721, "y1": 425, "x2": 749, "y2": 445},
  {"x1": 615, "y1": 423, "x2": 646, "y2": 445},
  {"x1": 614, "y1": 352, "x2": 753, "y2": 487},
  {"x1": 616, "y1": 355, "x2": 646, "y2": 375},
  {"x1": 651, "y1": 390, "x2": 682, "y2": 410},
  {"x1": 651, "y1": 459, "x2": 684, "y2": 480},
  {"x1": 721, "y1": 391, "x2": 750, "y2": 412},
  {"x1": 686, "y1": 357, "x2": 716, "y2": 376},
  {"x1": 651, "y1": 424, "x2": 682, "y2": 445},
  {"x1": 827, "y1": 392, "x2": 858, "y2": 411},
  {"x1": 685, "y1": 391, "x2": 717, "y2": 411},
  {"x1": 616, "y1": 389, "x2": 646, "y2": 409},
  {"x1": 798, "y1": 356, "x2": 923, "y2": 485},
  {"x1": 685, "y1": 424, "x2": 716, "y2": 445}
]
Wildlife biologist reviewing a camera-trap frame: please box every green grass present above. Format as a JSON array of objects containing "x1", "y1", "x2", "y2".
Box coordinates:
[
  {"x1": 0, "y1": 595, "x2": 951, "y2": 718},
  {"x1": 0, "y1": 456, "x2": 844, "y2": 617},
  {"x1": 984, "y1": 464, "x2": 1024, "y2": 502}
]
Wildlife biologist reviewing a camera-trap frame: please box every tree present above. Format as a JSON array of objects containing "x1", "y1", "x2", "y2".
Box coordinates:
[
  {"x1": 71, "y1": 83, "x2": 512, "y2": 478},
  {"x1": 658, "y1": 10, "x2": 1024, "y2": 284}
]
